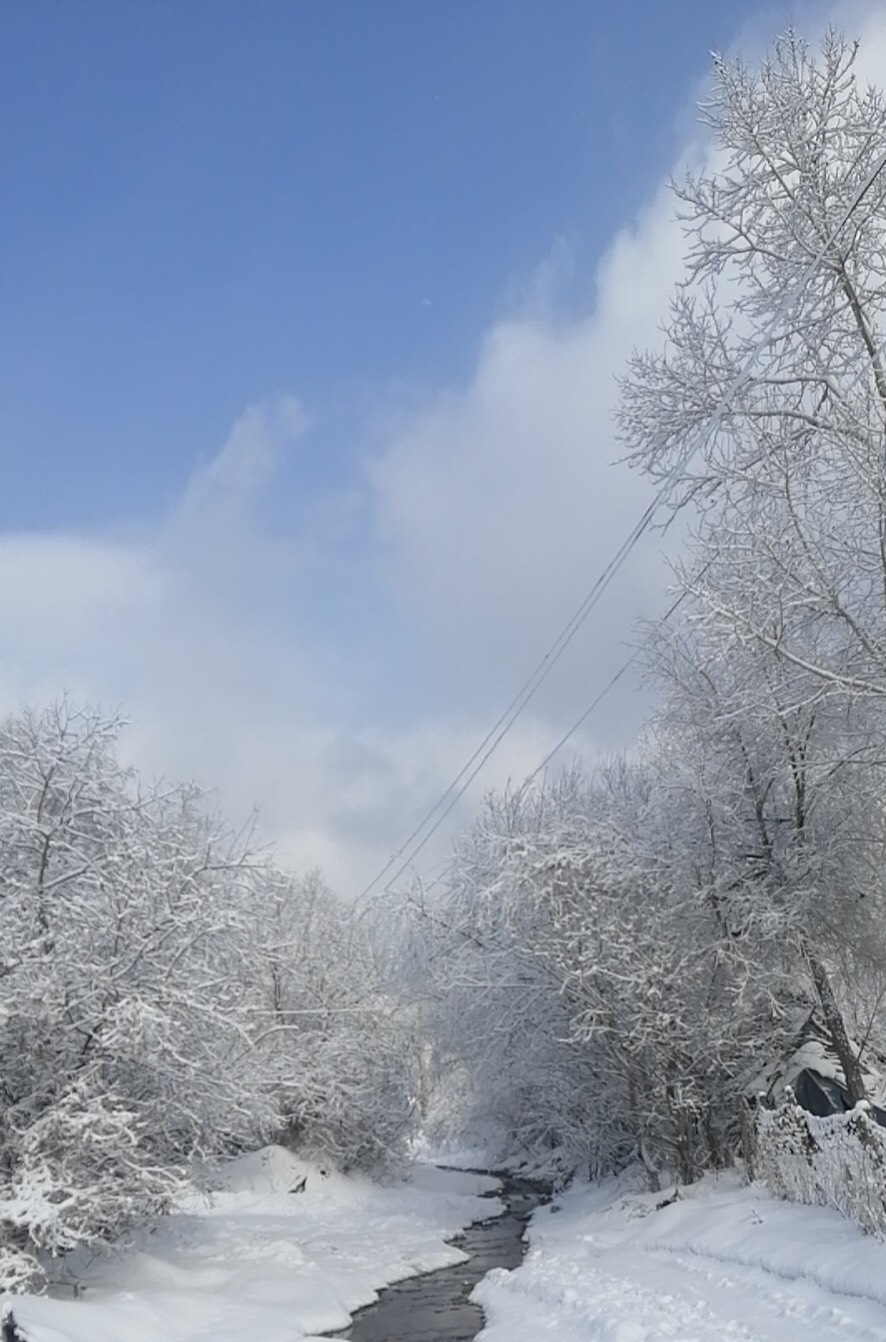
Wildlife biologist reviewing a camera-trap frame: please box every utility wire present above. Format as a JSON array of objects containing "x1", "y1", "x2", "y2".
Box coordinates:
[
  {"x1": 518, "y1": 587, "x2": 692, "y2": 783},
  {"x1": 355, "y1": 494, "x2": 661, "y2": 902},
  {"x1": 357, "y1": 499, "x2": 660, "y2": 896},
  {"x1": 522, "y1": 564, "x2": 721, "y2": 787},
  {"x1": 355, "y1": 495, "x2": 662, "y2": 903},
  {"x1": 358, "y1": 144, "x2": 886, "y2": 901}
]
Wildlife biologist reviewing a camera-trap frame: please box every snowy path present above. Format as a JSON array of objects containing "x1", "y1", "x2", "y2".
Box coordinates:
[{"x1": 474, "y1": 1173, "x2": 886, "y2": 1342}]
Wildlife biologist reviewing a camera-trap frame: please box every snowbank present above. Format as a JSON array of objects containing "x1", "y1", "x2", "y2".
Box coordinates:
[
  {"x1": 475, "y1": 1170, "x2": 886, "y2": 1342},
  {"x1": 6, "y1": 1147, "x2": 500, "y2": 1342}
]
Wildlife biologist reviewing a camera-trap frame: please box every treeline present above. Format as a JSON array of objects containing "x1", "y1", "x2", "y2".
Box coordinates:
[
  {"x1": 0, "y1": 701, "x2": 416, "y2": 1291},
  {"x1": 398, "y1": 31, "x2": 886, "y2": 1184}
]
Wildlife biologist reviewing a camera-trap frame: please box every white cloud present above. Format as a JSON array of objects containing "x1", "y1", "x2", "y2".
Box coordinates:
[
  {"x1": 177, "y1": 396, "x2": 309, "y2": 512},
  {"x1": 0, "y1": 534, "x2": 157, "y2": 637},
  {"x1": 0, "y1": 533, "x2": 160, "y2": 711},
  {"x1": 366, "y1": 176, "x2": 692, "y2": 738},
  {"x1": 4, "y1": 2, "x2": 884, "y2": 896}
]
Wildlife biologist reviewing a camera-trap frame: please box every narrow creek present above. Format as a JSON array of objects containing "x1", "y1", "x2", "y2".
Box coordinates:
[{"x1": 329, "y1": 1174, "x2": 547, "y2": 1342}]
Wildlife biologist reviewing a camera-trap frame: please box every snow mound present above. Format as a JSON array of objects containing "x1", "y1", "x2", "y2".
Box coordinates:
[{"x1": 7, "y1": 1149, "x2": 497, "y2": 1342}]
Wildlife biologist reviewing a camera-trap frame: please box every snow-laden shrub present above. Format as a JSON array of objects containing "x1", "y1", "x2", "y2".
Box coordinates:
[
  {"x1": 757, "y1": 1089, "x2": 886, "y2": 1236},
  {"x1": 0, "y1": 1084, "x2": 175, "y2": 1260},
  {"x1": 275, "y1": 1014, "x2": 417, "y2": 1173},
  {"x1": 0, "y1": 701, "x2": 281, "y2": 1287}
]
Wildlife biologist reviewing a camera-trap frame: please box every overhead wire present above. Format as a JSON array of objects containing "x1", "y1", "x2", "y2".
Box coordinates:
[
  {"x1": 354, "y1": 494, "x2": 664, "y2": 903},
  {"x1": 354, "y1": 494, "x2": 663, "y2": 902},
  {"x1": 521, "y1": 559, "x2": 721, "y2": 789},
  {"x1": 357, "y1": 142, "x2": 886, "y2": 901}
]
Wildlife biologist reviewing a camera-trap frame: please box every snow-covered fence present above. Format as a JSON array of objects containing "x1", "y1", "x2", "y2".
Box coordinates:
[{"x1": 756, "y1": 1087, "x2": 886, "y2": 1236}]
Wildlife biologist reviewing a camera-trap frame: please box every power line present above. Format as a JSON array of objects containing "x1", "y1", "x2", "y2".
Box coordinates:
[
  {"x1": 354, "y1": 493, "x2": 662, "y2": 902},
  {"x1": 358, "y1": 143, "x2": 886, "y2": 900},
  {"x1": 523, "y1": 587, "x2": 687, "y2": 783},
  {"x1": 355, "y1": 494, "x2": 664, "y2": 903}
]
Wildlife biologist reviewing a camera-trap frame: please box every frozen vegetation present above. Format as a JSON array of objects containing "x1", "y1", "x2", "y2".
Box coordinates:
[{"x1": 394, "y1": 28, "x2": 886, "y2": 1193}]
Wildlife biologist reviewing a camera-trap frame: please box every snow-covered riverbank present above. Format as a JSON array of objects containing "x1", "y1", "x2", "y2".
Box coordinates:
[
  {"x1": 12, "y1": 1150, "x2": 886, "y2": 1342},
  {"x1": 7, "y1": 1148, "x2": 500, "y2": 1342},
  {"x1": 475, "y1": 1170, "x2": 886, "y2": 1341}
]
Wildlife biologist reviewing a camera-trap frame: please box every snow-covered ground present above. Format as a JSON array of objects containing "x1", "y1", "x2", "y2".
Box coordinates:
[
  {"x1": 475, "y1": 1170, "x2": 886, "y2": 1342},
  {"x1": 6, "y1": 1147, "x2": 500, "y2": 1342},
  {"x1": 12, "y1": 1150, "x2": 886, "y2": 1342}
]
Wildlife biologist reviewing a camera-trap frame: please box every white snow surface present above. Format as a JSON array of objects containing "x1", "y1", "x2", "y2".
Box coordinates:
[
  {"x1": 475, "y1": 1169, "x2": 886, "y2": 1342},
  {"x1": 6, "y1": 1146, "x2": 500, "y2": 1342},
  {"x1": 14, "y1": 1152, "x2": 886, "y2": 1342}
]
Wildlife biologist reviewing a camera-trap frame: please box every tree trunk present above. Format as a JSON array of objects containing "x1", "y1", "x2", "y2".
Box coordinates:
[{"x1": 806, "y1": 948, "x2": 868, "y2": 1105}]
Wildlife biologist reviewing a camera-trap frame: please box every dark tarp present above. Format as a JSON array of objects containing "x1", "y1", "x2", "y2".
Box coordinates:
[{"x1": 792, "y1": 1068, "x2": 886, "y2": 1126}]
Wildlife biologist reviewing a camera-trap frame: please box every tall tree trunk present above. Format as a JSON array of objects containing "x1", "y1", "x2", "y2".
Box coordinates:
[{"x1": 806, "y1": 948, "x2": 868, "y2": 1105}]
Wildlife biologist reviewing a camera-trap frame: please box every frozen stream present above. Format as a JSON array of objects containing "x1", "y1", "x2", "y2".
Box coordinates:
[{"x1": 328, "y1": 1175, "x2": 547, "y2": 1342}]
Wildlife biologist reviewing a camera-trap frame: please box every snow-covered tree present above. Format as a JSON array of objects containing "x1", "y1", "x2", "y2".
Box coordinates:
[
  {"x1": 399, "y1": 759, "x2": 787, "y2": 1183},
  {"x1": 619, "y1": 30, "x2": 886, "y2": 1101},
  {"x1": 644, "y1": 599, "x2": 886, "y2": 1102},
  {"x1": 0, "y1": 701, "x2": 280, "y2": 1283},
  {"x1": 393, "y1": 778, "x2": 607, "y2": 1176},
  {"x1": 0, "y1": 700, "x2": 418, "y2": 1287},
  {"x1": 621, "y1": 35, "x2": 886, "y2": 693},
  {"x1": 249, "y1": 869, "x2": 419, "y2": 1173}
]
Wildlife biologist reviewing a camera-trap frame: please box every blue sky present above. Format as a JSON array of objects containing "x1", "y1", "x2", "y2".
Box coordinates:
[
  {"x1": 0, "y1": 0, "x2": 866, "y2": 891},
  {"x1": 4, "y1": 0, "x2": 773, "y2": 529}
]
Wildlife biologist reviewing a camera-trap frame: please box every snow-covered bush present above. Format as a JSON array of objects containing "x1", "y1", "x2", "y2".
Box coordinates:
[
  {"x1": 390, "y1": 780, "x2": 616, "y2": 1179},
  {"x1": 757, "y1": 1090, "x2": 886, "y2": 1236},
  {"x1": 0, "y1": 1083, "x2": 175, "y2": 1256}
]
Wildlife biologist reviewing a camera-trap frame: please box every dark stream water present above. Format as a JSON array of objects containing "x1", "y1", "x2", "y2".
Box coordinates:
[{"x1": 329, "y1": 1175, "x2": 547, "y2": 1342}]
